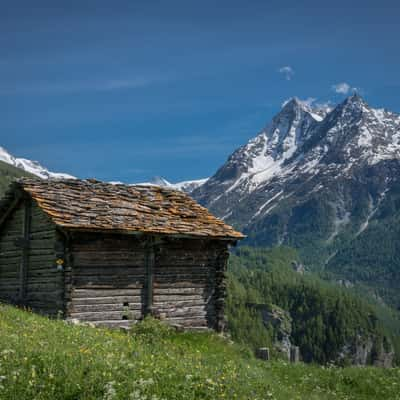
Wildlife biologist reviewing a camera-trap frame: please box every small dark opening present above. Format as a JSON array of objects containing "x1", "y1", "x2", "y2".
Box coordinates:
[
  {"x1": 122, "y1": 315, "x2": 128, "y2": 320},
  {"x1": 123, "y1": 302, "x2": 129, "y2": 307}
]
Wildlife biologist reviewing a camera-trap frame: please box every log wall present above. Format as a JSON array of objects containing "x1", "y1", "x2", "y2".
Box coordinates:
[
  {"x1": 26, "y1": 201, "x2": 64, "y2": 315},
  {"x1": 68, "y1": 233, "x2": 147, "y2": 327},
  {"x1": 68, "y1": 233, "x2": 230, "y2": 330},
  {"x1": 0, "y1": 199, "x2": 64, "y2": 315},
  {"x1": 0, "y1": 201, "x2": 24, "y2": 302},
  {"x1": 152, "y1": 238, "x2": 228, "y2": 331}
]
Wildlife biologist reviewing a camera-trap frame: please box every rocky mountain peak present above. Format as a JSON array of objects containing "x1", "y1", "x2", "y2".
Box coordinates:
[{"x1": 193, "y1": 95, "x2": 400, "y2": 241}]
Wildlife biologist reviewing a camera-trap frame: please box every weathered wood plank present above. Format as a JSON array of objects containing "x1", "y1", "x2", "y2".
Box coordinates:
[
  {"x1": 26, "y1": 291, "x2": 64, "y2": 300},
  {"x1": 73, "y1": 266, "x2": 146, "y2": 275},
  {"x1": 68, "y1": 310, "x2": 142, "y2": 321},
  {"x1": 71, "y1": 303, "x2": 142, "y2": 313},
  {"x1": 153, "y1": 282, "x2": 207, "y2": 289},
  {"x1": 71, "y1": 296, "x2": 142, "y2": 305},
  {"x1": 153, "y1": 300, "x2": 206, "y2": 308},
  {"x1": 72, "y1": 288, "x2": 143, "y2": 298},
  {"x1": 153, "y1": 294, "x2": 204, "y2": 302}
]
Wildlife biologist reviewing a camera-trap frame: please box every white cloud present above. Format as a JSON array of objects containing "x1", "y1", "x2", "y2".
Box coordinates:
[
  {"x1": 332, "y1": 82, "x2": 351, "y2": 94},
  {"x1": 278, "y1": 66, "x2": 294, "y2": 80}
]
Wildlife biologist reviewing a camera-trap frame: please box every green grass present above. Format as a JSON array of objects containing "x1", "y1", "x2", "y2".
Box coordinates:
[{"x1": 1, "y1": 304, "x2": 399, "y2": 400}]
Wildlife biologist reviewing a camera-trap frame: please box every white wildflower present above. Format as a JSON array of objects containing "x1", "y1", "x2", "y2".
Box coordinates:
[{"x1": 103, "y1": 381, "x2": 117, "y2": 400}]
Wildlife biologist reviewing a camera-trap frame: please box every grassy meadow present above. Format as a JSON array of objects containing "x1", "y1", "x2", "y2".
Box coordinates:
[{"x1": 0, "y1": 304, "x2": 399, "y2": 400}]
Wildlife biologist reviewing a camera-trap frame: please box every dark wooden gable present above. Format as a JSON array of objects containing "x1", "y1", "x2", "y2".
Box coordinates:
[{"x1": 0, "y1": 196, "x2": 64, "y2": 315}]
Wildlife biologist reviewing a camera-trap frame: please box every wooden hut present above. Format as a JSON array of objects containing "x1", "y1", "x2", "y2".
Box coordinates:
[{"x1": 0, "y1": 178, "x2": 243, "y2": 330}]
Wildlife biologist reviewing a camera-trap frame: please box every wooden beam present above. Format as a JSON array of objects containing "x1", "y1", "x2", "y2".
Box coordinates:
[
  {"x1": 145, "y1": 236, "x2": 155, "y2": 316},
  {"x1": 66, "y1": 227, "x2": 239, "y2": 242},
  {"x1": 19, "y1": 199, "x2": 31, "y2": 303}
]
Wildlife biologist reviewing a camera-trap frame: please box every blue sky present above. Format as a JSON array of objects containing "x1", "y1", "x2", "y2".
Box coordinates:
[{"x1": 1, "y1": 0, "x2": 400, "y2": 182}]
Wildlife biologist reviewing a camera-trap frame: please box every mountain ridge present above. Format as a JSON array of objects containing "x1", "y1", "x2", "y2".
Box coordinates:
[
  {"x1": 191, "y1": 95, "x2": 400, "y2": 308},
  {"x1": 0, "y1": 146, "x2": 75, "y2": 179}
]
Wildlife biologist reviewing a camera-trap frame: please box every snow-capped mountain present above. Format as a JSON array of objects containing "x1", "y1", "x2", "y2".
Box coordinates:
[
  {"x1": 0, "y1": 146, "x2": 75, "y2": 179},
  {"x1": 194, "y1": 94, "x2": 400, "y2": 221},
  {"x1": 139, "y1": 176, "x2": 208, "y2": 193},
  {"x1": 192, "y1": 94, "x2": 400, "y2": 307}
]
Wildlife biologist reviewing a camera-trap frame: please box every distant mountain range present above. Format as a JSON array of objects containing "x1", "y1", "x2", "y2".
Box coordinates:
[
  {"x1": 191, "y1": 94, "x2": 400, "y2": 309},
  {"x1": 0, "y1": 147, "x2": 207, "y2": 190},
  {"x1": 138, "y1": 176, "x2": 208, "y2": 192},
  {"x1": 0, "y1": 146, "x2": 74, "y2": 179}
]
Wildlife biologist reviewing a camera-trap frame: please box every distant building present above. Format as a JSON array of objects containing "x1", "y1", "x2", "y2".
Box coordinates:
[{"x1": 0, "y1": 179, "x2": 243, "y2": 330}]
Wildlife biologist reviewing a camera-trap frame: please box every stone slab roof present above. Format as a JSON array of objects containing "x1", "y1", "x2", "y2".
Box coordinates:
[{"x1": 1, "y1": 178, "x2": 244, "y2": 240}]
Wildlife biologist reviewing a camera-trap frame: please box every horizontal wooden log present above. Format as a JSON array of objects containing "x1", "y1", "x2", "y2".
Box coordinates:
[
  {"x1": 0, "y1": 272, "x2": 19, "y2": 280},
  {"x1": 152, "y1": 287, "x2": 205, "y2": 294},
  {"x1": 155, "y1": 266, "x2": 211, "y2": 272},
  {"x1": 29, "y1": 249, "x2": 54, "y2": 256},
  {"x1": 0, "y1": 278, "x2": 21, "y2": 285},
  {"x1": 68, "y1": 310, "x2": 142, "y2": 321},
  {"x1": 153, "y1": 282, "x2": 207, "y2": 289},
  {"x1": 26, "y1": 292, "x2": 63, "y2": 301},
  {"x1": 0, "y1": 254, "x2": 21, "y2": 262},
  {"x1": 73, "y1": 266, "x2": 146, "y2": 275},
  {"x1": 0, "y1": 264, "x2": 19, "y2": 273},
  {"x1": 0, "y1": 250, "x2": 21, "y2": 258},
  {"x1": 27, "y1": 267, "x2": 61, "y2": 274},
  {"x1": 29, "y1": 230, "x2": 57, "y2": 240},
  {"x1": 26, "y1": 277, "x2": 63, "y2": 285},
  {"x1": 157, "y1": 306, "x2": 206, "y2": 317},
  {"x1": 72, "y1": 288, "x2": 144, "y2": 298},
  {"x1": 0, "y1": 228, "x2": 24, "y2": 238},
  {"x1": 21, "y1": 283, "x2": 62, "y2": 292},
  {"x1": 71, "y1": 303, "x2": 142, "y2": 313},
  {"x1": 0, "y1": 294, "x2": 19, "y2": 302},
  {"x1": 29, "y1": 255, "x2": 56, "y2": 263},
  {"x1": 29, "y1": 226, "x2": 56, "y2": 234},
  {"x1": 154, "y1": 277, "x2": 208, "y2": 284},
  {"x1": 29, "y1": 240, "x2": 56, "y2": 250},
  {"x1": 27, "y1": 301, "x2": 64, "y2": 310},
  {"x1": 73, "y1": 254, "x2": 145, "y2": 267},
  {"x1": 71, "y1": 235, "x2": 143, "y2": 251},
  {"x1": 71, "y1": 295, "x2": 142, "y2": 305},
  {"x1": 153, "y1": 300, "x2": 206, "y2": 308},
  {"x1": 0, "y1": 237, "x2": 23, "y2": 246},
  {"x1": 153, "y1": 294, "x2": 205, "y2": 302},
  {"x1": 26, "y1": 259, "x2": 55, "y2": 268},
  {"x1": 71, "y1": 282, "x2": 144, "y2": 290}
]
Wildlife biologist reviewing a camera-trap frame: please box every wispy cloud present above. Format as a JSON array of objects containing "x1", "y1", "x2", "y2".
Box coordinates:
[
  {"x1": 331, "y1": 82, "x2": 352, "y2": 94},
  {"x1": 0, "y1": 76, "x2": 161, "y2": 96},
  {"x1": 278, "y1": 66, "x2": 294, "y2": 80}
]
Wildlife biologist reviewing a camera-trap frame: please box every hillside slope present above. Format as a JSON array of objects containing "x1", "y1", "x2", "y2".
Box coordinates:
[
  {"x1": 1, "y1": 304, "x2": 399, "y2": 400},
  {"x1": 227, "y1": 246, "x2": 399, "y2": 366}
]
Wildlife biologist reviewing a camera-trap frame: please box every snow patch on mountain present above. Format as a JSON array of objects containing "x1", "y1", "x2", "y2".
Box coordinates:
[
  {"x1": 138, "y1": 176, "x2": 208, "y2": 193},
  {"x1": 0, "y1": 146, "x2": 75, "y2": 179}
]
